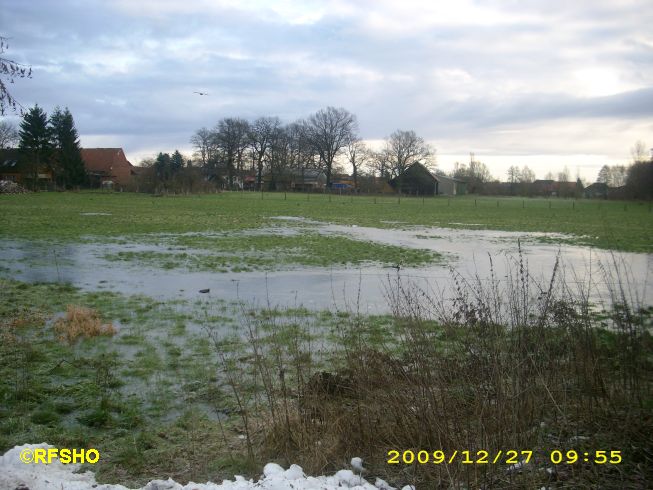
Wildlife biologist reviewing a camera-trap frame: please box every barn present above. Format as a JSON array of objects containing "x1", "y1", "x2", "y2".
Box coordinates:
[{"x1": 389, "y1": 162, "x2": 467, "y2": 196}]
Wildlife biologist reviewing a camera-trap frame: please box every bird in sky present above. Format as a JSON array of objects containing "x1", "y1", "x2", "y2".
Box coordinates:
[{"x1": 193, "y1": 91, "x2": 209, "y2": 95}]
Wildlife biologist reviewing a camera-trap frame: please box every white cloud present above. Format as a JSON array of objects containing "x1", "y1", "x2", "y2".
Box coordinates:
[{"x1": 570, "y1": 67, "x2": 646, "y2": 97}]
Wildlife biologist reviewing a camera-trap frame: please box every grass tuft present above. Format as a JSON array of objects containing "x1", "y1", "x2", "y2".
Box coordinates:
[{"x1": 53, "y1": 305, "x2": 116, "y2": 344}]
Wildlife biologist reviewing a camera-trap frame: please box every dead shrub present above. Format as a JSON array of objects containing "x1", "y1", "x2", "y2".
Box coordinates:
[{"x1": 53, "y1": 305, "x2": 116, "y2": 344}]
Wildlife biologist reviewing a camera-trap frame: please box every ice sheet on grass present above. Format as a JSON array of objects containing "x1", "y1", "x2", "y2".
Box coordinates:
[{"x1": 1, "y1": 443, "x2": 414, "y2": 490}]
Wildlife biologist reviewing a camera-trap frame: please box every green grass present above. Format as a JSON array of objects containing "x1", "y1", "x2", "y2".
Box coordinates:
[
  {"x1": 102, "y1": 232, "x2": 441, "y2": 271},
  {"x1": 0, "y1": 191, "x2": 651, "y2": 252}
]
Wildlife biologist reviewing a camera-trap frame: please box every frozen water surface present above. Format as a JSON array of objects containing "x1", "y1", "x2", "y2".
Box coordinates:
[{"x1": 1, "y1": 219, "x2": 651, "y2": 311}]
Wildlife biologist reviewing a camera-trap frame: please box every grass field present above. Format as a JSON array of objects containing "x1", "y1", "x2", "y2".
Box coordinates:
[
  {"x1": 0, "y1": 191, "x2": 651, "y2": 252},
  {"x1": 1, "y1": 191, "x2": 652, "y2": 488}
]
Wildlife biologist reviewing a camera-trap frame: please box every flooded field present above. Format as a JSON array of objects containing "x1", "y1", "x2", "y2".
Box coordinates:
[
  {"x1": 1, "y1": 193, "x2": 652, "y2": 488},
  {"x1": 2, "y1": 216, "x2": 651, "y2": 311}
]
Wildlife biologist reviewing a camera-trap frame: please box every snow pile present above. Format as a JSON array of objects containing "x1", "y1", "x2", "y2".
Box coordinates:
[
  {"x1": 0, "y1": 179, "x2": 29, "y2": 194},
  {"x1": 1, "y1": 444, "x2": 416, "y2": 490}
]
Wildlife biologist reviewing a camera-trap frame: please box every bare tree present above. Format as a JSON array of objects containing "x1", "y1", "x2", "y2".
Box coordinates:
[
  {"x1": 249, "y1": 116, "x2": 281, "y2": 190},
  {"x1": 0, "y1": 120, "x2": 18, "y2": 148},
  {"x1": 631, "y1": 140, "x2": 649, "y2": 163},
  {"x1": 305, "y1": 106, "x2": 357, "y2": 188},
  {"x1": 287, "y1": 120, "x2": 317, "y2": 172},
  {"x1": 557, "y1": 165, "x2": 570, "y2": 182},
  {"x1": 384, "y1": 129, "x2": 433, "y2": 178},
  {"x1": 507, "y1": 165, "x2": 520, "y2": 184},
  {"x1": 344, "y1": 137, "x2": 370, "y2": 190},
  {"x1": 518, "y1": 165, "x2": 535, "y2": 183},
  {"x1": 453, "y1": 154, "x2": 492, "y2": 181},
  {"x1": 266, "y1": 124, "x2": 293, "y2": 189},
  {"x1": 214, "y1": 118, "x2": 250, "y2": 187},
  {"x1": 1, "y1": 36, "x2": 32, "y2": 115},
  {"x1": 598, "y1": 164, "x2": 629, "y2": 187},
  {"x1": 367, "y1": 149, "x2": 392, "y2": 179},
  {"x1": 452, "y1": 155, "x2": 492, "y2": 193},
  {"x1": 190, "y1": 127, "x2": 214, "y2": 168},
  {"x1": 610, "y1": 165, "x2": 628, "y2": 187},
  {"x1": 597, "y1": 165, "x2": 610, "y2": 184}
]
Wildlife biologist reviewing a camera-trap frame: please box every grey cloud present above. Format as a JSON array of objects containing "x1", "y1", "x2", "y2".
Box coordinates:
[
  {"x1": 4, "y1": 0, "x2": 651, "y2": 169},
  {"x1": 429, "y1": 88, "x2": 653, "y2": 132}
]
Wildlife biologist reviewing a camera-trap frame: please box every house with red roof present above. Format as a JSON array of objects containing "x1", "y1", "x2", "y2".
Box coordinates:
[{"x1": 80, "y1": 148, "x2": 136, "y2": 188}]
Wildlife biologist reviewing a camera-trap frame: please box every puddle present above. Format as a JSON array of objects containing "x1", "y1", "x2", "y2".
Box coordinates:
[{"x1": 2, "y1": 222, "x2": 651, "y2": 312}]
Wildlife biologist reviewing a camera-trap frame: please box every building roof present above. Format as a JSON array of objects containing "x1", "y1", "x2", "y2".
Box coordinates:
[
  {"x1": 80, "y1": 148, "x2": 134, "y2": 175},
  {"x1": 585, "y1": 182, "x2": 608, "y2": 190},
  {"x1": 433, "y1": 172, "x2": 467, "y2": 184},
  {"x1": 290, "y1": 168, "x2": 324, "y2": 179},
  {"x1": 395, "y1": 163, "x2": 468, "y2": 184}
]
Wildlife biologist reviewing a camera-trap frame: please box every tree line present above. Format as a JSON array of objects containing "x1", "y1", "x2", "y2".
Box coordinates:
[
  {"x1": 188, "y1": 107, "x2": 435, "y2": 191},
  {"x1": 595, "y1": 141, "x2": 653, "y2": 199},
  {"x1": 7, "y1": 102, "x2": 651, "y2": 199},
  {"x1": 135, "y1": 150, "x2": 209, "y2": 194}
]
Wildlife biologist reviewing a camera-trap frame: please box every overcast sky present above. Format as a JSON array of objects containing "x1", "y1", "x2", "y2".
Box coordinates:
[{"x1": 3, "y1": 0, "x2": 652, "y2": 181}]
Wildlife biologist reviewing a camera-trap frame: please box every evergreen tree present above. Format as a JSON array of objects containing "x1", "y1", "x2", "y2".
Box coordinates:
[
  {"x1": 154, "y1": 152, "x2": 172, "y2": 181},
  {"x1": 19, "y1": 104, "x2": 52, "y2": 189},
  {"x1": 170, "y1": 150, "x2": 185, "y2": 175},
  {"x1": 49, "y1": 106, "x2": 87, "y2": 188}
]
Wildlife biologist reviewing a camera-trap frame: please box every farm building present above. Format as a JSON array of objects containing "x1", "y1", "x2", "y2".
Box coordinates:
[
  {"x1": 0, "y1": 149, "x2": 54, "y2": 188},
  {"x1": 584, "y1": 182, "x2": 608, "y2": 199},
  {"x1": 531, "y1": 179, "x2": 556, "y2": 196},
  {"x1": 389, "y1": 162, "x2": 467, "y2": 196},
  {"x1": 292, "y1": 169, "x2": 326, "y2": 191},
  {"x1": 80, "y1": 148, "x2": 137, "y2": 188},
  {"x1": 263, "y1": 168, "x2": 326, "y2": 191}
]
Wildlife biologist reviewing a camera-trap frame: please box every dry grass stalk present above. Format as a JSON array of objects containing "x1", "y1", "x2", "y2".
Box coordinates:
[{"x1": 53, "y1": 305, "x2": 116, "y2": 344}]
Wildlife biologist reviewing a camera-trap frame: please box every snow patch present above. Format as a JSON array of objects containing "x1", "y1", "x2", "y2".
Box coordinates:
[{"x1": 2, "y1": 443, "x2": 411, "y2": 490}]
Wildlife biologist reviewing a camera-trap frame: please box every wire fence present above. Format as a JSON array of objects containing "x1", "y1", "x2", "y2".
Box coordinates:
[{"x1": 231, "y1": 188, "x2": 651, "y2": 212}]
